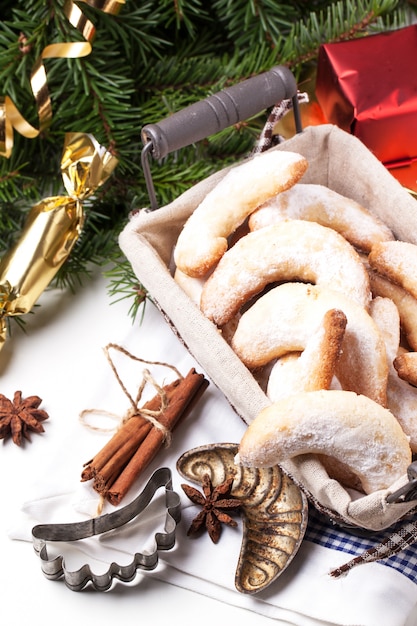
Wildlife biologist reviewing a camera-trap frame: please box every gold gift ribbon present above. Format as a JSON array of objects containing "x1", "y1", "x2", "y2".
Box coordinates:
[
  {"x1": 0, "y1": 132, "x2": 118, "y2": 350},
  {"x1": 0, "y1": 0, "x2": 125, "y2": 158}
]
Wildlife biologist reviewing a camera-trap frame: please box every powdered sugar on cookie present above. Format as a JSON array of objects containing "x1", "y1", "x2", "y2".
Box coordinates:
[
  {"x1": 200, "y1": 220, "x2": 371, "y2": 326},
  {"x1": 237, "y1": 389, "x2": 411, "y2": 494},
  {"x1": 174, "y1": 149, "x2": 308, "y2": 277},
  {"x1": 249, "y1": 183, "x2": 394, "y2": 252}
]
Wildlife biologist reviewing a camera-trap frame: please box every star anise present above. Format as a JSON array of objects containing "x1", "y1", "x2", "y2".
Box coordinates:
[
  {"x1": 0, "y1": 390, "x2": 49, "y2": 446},
  {"x1": 181, "y1": 473, "x2": 241, "y2": 543}
]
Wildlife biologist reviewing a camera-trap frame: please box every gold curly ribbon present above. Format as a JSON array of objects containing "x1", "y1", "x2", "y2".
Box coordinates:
[{"x1": 0, "y1": 0, "x2": 125, "y2": 158}]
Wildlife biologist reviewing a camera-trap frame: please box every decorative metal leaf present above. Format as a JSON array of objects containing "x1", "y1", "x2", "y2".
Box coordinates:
[{"x1": 177, "y1": 443, "x2": 308, "y2": 594}]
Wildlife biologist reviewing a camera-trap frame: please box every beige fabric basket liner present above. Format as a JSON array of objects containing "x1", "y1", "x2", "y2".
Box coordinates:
[{"x1": 119, "y1": 124, "x2": 417, "y2": 531}]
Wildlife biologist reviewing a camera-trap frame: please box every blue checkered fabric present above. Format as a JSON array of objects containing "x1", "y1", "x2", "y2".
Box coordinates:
[{"x1": 305, "y1": 506, "x2": 417, "y2": 583}]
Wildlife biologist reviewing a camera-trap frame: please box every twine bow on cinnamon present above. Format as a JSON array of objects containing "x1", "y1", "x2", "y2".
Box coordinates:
[{"x1": 80, "y1": 344, "x2": 209, "y2": 508}]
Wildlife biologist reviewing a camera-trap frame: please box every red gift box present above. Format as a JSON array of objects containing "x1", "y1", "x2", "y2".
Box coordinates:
[{"x1": 315, "y1": 25, "x2": 417, "y2": 170}]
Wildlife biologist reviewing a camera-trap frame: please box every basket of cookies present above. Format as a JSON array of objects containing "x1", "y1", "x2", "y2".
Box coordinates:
[{"x1": 119, "y1": 66, "x2": 417, "y2": 532}]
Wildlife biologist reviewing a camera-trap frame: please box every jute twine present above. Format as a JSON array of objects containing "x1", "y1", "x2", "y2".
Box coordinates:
[{"x1": 79, "y1": 343, "x2": 183, "y2": 513}]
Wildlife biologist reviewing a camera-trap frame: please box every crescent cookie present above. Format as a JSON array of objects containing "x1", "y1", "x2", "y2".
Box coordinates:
[
  {"x1": 231, "y1": 282, "x2": 388, "y2": 405},
  {"x1": 368, "y1": 268, "x2": 417, "y2": 351},
  {"x1": 393, "y1": 352, "x2": 417, "y2": 388},
  {"x1": 370, "y1": 297, "x2": 417, "y2": 451},
  {"x1": 249, "y1": 183, "x2": 394, "y2": 252},
  {"x1": 385, "y1": 365, "x2": 417, "y2": 454},
  {"x1": 174, "y1": 267, "x2": 206, "y2": 305},
  {"x1": 266, "y1": 308, "x2": 347, "y2": 402},
  {"x1": 174, "y1": 150, "x2": 308, "y2": 277},
  {"x1": 200, "y1": 220, "x2": 371, "y2": 326},
  {"x1": 236, "y1": 390, "x2": 412, "y2": 494},
  {"x1": 368, "y1": 240, "x2": 417, "y2": 300}
]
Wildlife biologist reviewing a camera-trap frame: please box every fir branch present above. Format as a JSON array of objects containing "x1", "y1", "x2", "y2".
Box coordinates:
[
  {"x1": 212, "y1": 0, "x2": 300, "y2": 48},
  {"x1": 275, "y1": 0, "x2": 405, "y2": 73},
  {"x1": 0, "y1": 0, "x2": 413, "y2": 325},
  {"x1": 160, "y1": 0, "x2": 211, "y2": 37},
  {"x1": 104, "y1": 255, "x2": 148, "y2": 322}
]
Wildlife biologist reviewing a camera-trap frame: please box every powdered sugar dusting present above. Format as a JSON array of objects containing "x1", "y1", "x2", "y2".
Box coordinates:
[
  {"x1": 201, "y1": 220, "x2": 371, "y2": 325},
  {"x1": 369, "y1": 240, "x2": 417, "y2": 300},
  {"x1": 249, "y1": 183, "x2": 394, "y2": 252},
  {"x1": 230, "y1": 282, "x2": 387, "y2": 404},
  {"x1": 174, "y1": 150, "x2": 308, "y2": 276},
  {"x1": 238, "y1": 390, "x2": 411, "y2": 493}
]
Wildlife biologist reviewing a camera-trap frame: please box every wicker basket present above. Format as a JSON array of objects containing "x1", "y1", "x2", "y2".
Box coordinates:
[{"x1": 119, "y1": 71, "x2": 417, "y2": 532}]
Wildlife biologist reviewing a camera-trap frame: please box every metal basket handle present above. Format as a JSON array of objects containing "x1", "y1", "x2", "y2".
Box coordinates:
[{"x1": 141, "y1": 65, "x2": 302, "y2": 210}]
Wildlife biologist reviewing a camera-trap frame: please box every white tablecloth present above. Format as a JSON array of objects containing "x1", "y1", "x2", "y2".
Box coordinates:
[{"x1": 2, "y1": 270, "x2": 417, "y2": 626}]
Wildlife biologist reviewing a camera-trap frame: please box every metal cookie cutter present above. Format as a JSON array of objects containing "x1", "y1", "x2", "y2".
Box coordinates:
[
  {"x1": 32, "y1": 467, "x2": 181, "y2": 592},
  {"x1": 387, "y1": 461, "x2": 417, "y2": 504}
]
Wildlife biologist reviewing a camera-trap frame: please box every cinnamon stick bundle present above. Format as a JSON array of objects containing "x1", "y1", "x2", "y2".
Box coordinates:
[{"x1": 81, "y1": 368, "x2": 208, "y2": 505}]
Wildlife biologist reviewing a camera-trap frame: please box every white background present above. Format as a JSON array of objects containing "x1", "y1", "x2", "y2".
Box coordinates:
[{"x1": 0, "y1": 269, "x2": 283, "y2": 626}]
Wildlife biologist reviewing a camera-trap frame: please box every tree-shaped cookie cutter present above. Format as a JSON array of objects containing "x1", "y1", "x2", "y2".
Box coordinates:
[{"x1": 31, "y1": 467, "x2": 181, "y2": 591}]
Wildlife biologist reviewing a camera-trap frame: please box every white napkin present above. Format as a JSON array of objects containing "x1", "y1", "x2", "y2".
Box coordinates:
[{"x1": 9, "y1": 301, "x2": 417, "y2": 626}]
